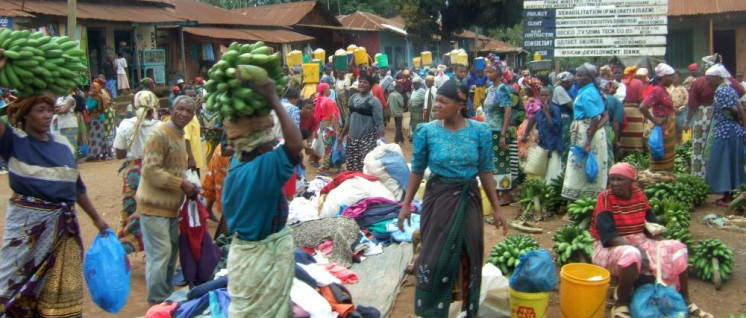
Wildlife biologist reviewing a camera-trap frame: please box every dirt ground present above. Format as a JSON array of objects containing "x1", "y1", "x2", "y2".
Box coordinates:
[{"x1": 1, "y1": 115, "x2": 745, "y2": 317}]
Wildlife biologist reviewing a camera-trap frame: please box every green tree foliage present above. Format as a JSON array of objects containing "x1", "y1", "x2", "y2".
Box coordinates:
[
  {"x1": 195, "y1": 0, "x2": 400, "y2": 17},
  {"x1": 488, "y1": 23, "x2": 522, "y2": 47}
]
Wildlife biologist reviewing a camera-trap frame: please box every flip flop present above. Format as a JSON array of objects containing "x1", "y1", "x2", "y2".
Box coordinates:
[
  {"x1": 714, "y1": 199, "x2": 730, "y2": 207},
  {"x1": 611, "y1": 305, "x2": 631, "y2": 318},
  {"x1": 688, "y1": 303, "x2": 714, "y2": 318}
]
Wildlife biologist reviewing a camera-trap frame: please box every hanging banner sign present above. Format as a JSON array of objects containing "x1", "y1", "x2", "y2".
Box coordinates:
[
  {"x1": 555, "y1": 25, "x2": 667, "y2": 37},
  {"x1": 556, "y1": 16, "x2": 667, "y2": 28},
  {"x1": 556, "y1": 6, "x2": 668, "y2": 17},
  {"x1": 555, "y1": 47, "x2": 667, "y2": 57},
  {"x1": 554, "y1": 36, "x2": 666, "y2": 47},
  {"x1": 524, "y1": 0, "x2": 667, "y2": 9}
]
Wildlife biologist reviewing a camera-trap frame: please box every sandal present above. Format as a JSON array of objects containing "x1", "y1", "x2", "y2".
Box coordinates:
[
  {"x1": 714, "y1": 198, "x2": 730, "y2": 207},
  {"x1": 610, "y1": 305, "x2": 631, "y2": 318},
  {"x1": 688, "y1": 303, "x2": 714, "y2": 318}
]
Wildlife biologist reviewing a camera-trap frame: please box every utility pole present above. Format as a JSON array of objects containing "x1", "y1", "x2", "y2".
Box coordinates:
[{"x1": 67, "y1": 0, "x2": 76, "y2": 39}]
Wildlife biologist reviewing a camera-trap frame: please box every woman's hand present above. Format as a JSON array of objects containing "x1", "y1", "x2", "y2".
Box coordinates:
[
  {"x1": 499, "y1": 136, "x2": 508, "y2": 150},
  {"x1": 181, "y1": 179, "x2": 198, "y2": 198},
  {"x1": 583, "y1": 142, "x2": 592, "y2": 153},
  {"x1": 94, "y1": 218, "x2": 110, "y2": 235},
  {"x1": 652, "y1": 117, "x2": 664, "y2": 126},
  {"x1": 251, "y1": 78, "x2": 280, "y2": 106},
  {"x1": 397, "y1": 205, "x2": 412, "y2": 231},
  {"x1": 637, "y1": 246, "x2": 650, "y2": 271},
  {"x1": 492, "y1": 210, "x2": 508, "y2": 235}
]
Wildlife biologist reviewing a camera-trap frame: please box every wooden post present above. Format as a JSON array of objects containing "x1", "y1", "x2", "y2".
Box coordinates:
[
  {"x1": 67, "y1": 0, "x2": 76, "y2": 39},
  {"x1": 709, "y1": 18, "x2": 714, "y2": 55},
  {"x1": 133, "y1": 24, "x2": 142, "y2": 83},
  {"x1": 179, "y1": 26, "x2": 187, "y2": 81}
]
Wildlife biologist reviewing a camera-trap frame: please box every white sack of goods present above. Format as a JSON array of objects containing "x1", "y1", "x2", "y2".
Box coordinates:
[
  {"x1": 363, "y1": 143, "x2": 410, "y2": 200},
  {"x1": 319, "y1": 177, "x2": 395, "y2": 218}
]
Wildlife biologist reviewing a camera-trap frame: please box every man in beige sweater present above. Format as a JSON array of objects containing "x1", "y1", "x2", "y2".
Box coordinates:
[{"x1": 136, "y1": 95, "x2": 199, "y2": 304}]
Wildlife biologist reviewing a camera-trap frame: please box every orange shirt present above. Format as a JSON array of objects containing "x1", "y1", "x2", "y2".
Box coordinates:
[{"x1": 202, "y1": 144, "x2": 231, "y2": 213}]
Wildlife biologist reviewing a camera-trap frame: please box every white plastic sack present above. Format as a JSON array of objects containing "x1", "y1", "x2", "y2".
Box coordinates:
[
  {"x1": 311, "y1": 136, "x2": 325, "y2": 158},
  {"x1": 363, "y1": 143, "x2": 407, "y2": 199},
  {"x1": 524, "y1": 146, "x2": 549, "y2": 176},
  {"x1": 319, "y1": 176, "x2": 396, "y2": 218},
  {"x1": 478, "y1": 263, "x2": 510, "y2": 318}
]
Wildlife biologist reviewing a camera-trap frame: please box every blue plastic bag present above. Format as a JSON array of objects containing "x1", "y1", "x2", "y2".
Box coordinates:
[
  {"x1": 586, "y1": 152, "x2": 598, "y2": 183},
  {"x1": 84, "y1": 229, "x2": 131, "y2": 314},
  {"x1": 648, "y1": 126, "x2": 664, "y2": 161},
  {"x1": 630, "y1": 283, "x2": 688, "y2": 318},
  {"x1": 331, "y1": 139, "x2": 346, "y2": 166},
  {"x1": 509, "y1": 249, "x2": 557, "y2": 293}
]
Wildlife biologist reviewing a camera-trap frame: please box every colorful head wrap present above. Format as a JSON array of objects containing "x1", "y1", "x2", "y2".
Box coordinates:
[
  {"x1": 688, "y1": 63, "x2": 699, "y2": 72},
  {"x1": 702, "y1": 53, "x2": 722, "y2": 68},
  {"x1": 609, "y1": 162, "x2": 636, "y2": 180},
  {"x1": 194, "y1": 77, "x2": 204, "y2": 85},
  {"x1": 521, "y1": 77, "x2": 543, "y2": 97},
  {"x1": 6, "y1": 95, "x2": 55, "y2": 128},
  {"x1": 599, "y1": 65, "x2": 613, "y2": 78},
  {"x1": 127, "y1": 90, "x2": 160, "y2": 150},
  {"x1": 705, "y1": 64, "x2": 732, "y2": 79},
  {"x1": 624, "y1": 66, "x2": 638, "y2": 77}
]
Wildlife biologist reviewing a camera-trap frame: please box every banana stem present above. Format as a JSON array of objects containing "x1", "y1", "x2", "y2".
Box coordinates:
[{"x1": 711, "y1": 257, "x2": 722, "y2": 290}]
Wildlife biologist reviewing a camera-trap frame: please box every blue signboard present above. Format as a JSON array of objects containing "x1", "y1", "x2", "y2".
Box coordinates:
[
  {"x1": 523, "y1": 28, "x2": 555, "y2": 39},
  {"x1": 0, "y1": 17, "x2": 13, "y2": 28},
  {"x1": 523, "y1": 39, "x2": 554, "y2": 48},
  {"x1": 523, "y1": 19, "x2": 556, "y2": 29},
  {"x1": 523, "y1": 9, "x2": 556, "y2": 19}
]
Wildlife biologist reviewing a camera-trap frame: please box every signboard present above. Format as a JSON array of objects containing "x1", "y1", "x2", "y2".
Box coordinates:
[
  {"x1": 522, "y1": 0, "x2": 668, "y2": 58},
  {"x1": 136, "y1": 26, "x2": 157, "y2": 50},
  {"x1": 0, "y1": 17, "x2": 12, "y2": 28}
]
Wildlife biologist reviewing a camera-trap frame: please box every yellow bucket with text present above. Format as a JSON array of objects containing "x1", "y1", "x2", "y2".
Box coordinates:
[
  {"x1": 559, "y1": 263, "x2": 610, "y2": 318},
  {"x1": 509, "y1": 287, "x2": 549, "y2": 318}
]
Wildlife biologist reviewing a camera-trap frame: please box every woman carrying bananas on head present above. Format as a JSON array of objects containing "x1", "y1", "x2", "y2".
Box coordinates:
[{"x1": 591, "y1": 162, "x2": 712, "y2": 318}]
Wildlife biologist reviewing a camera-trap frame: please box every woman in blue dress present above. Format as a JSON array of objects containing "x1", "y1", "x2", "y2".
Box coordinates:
[
  {"x1": 703, "y1": 64, "x2": 746, "y2": 206},
  {"x1": 398, "y1": 79, "x2": 508, "y2": 318}
]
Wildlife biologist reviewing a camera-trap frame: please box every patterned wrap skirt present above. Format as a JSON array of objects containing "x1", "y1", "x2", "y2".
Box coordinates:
[
  {"x1": 647, "y1": 115, "x2": 676, "y2": 172},
  {"x1": 619, "y1": 102, "x2": 646, "y2": 155},
  {"x1": 562, "y1": 118, "x2": 609, "y2": 200},
  {"x1": 118, "y1": 159, "x2": 145, "y2": 254},
  {"x1": 345, "y1": 130, "x2": 378, "y2": 172},
  {"x1": 690, "y1": 105, "x2": 714, "y2": 178},
  {"x1": 492, "y1": 130, "x2": 516, "y2": 191}
]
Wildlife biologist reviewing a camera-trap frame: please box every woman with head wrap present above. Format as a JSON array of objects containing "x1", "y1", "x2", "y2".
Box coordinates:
[
  {"x1": 398, "y1": 79, "x2": 508, "y2": 318},
  {"x1": 314, "y1": 82, "x2": 341, "y2": 173},
  {"x1": 339, "y1": 73, "x2": 385, "y2": 172},
  {"x1": 639, "y1": 63, "x2": 677, "y2": 171},
  {"x1": 0, "y1": 95, "x2": 110, "y2": 317},
  {"x1": 518, "y1": 77, "x2": 543, "y2": 165},
  {"x1": 94, "y1": 77, "x2": 117, "y2": 154},
  {"x1": 685, "y1": 57, "x2": 746, "y2": 178},
  {"x1": 562, "y1": 63, "x2": 609, "y2": 200},
  {"x1": 704, "y1": 64, "x2": 746, "y2": 207},
  {"x1": 86, "y1": 82, "x2": 109, "y2": 160},
  {"x1": 483, "y1": 57, "x2": 521, "y2": 204},
  {"x1": 668, "y1": 71, "x2": 689, "y2": 141},
  {"x1": 635, "y1": 68, "x2": 654, "y2": 99},
  {"x1": 423, "y1": 75, "x2": 437, "y2": 122},
  {"x1": 619, "y1": 65, "x2": 647, "y2": 156},
  {"x1": 408, "y1": 75, "x2": 427, "y2": 141},
  {"x1": 591, "y1": 163, "x2": 713, "y2": 318},
  {"x1": 112, "y1": 90, "x2": 162, "y2": 254},
  {"x1": 554, "y1": 72, "x2": 576, "y2": 165}
]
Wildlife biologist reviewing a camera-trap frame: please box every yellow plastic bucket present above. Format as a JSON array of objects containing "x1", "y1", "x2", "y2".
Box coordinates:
[
  {"x1": 354, "y1": 47, "x2": 368, "y2": 65},
  {"x1": 313, "y1": 49, "x2": 326, "y2": 63},
  {"x1": 509, "y1": 287, "x2": 549, "y2": 318},
  {"x1": 287, "y1": 50, "x2": 303, "y2": 66},
  {"x1": 302, "y1": 63, "x2": 320, "y2": 83},
  {"x1": 421, "y1": 51, "x2": 432, "y2": 65},
  {"x1": 413, "y1": 57, "x2": 422, "y2": 68},
  {"x1": 559, "y1": 263, "x2": 610, "y2": 318},
  {"x1": 479, "y1": 185, "x2": 493, "y2": 216}
]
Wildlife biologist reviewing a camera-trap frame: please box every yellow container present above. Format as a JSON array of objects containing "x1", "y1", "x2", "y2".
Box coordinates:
[
  {"x1": 414, "y1": 180, "x2": 427, "y2": 202},
  {"x1": 302, "y1": 63, "x2": 320, "y2": 83},
  {"x1": 287, "y1": 50, "x2": 303, "y2": 66},
  {"x1": 456, "y1": 52, "x2": 469, "y2": 66},
  {"x1": 354, "y1": 47, "x2": 368, "y2": 65},
  {"x1": 509, "y1": 288, "x2": 549, "y2": 318},
  {"x1": 347, "y1": 44, "x2": 358, "y2": 53},
  {"x1": 313, "y1": 49, "x2": 326, "y2": 64},
  {"x1": 559, "y1": 263, "x2": 610, "y2": 318},
  {"x1": 533, "y1": 52, "x2": 542, "y2": 61},
  {"x1": 413, "y1": 57, "x2": 422, "y2": 68},
  {"x1": 682, "y1": 128, "x2": 692, "y2": 142},
  {"x1": 479, "y1": 185, "x2": 493, "y2": 216},
  {"x1": 421, "y1": 51, "x2": 433, "y2": 65}
]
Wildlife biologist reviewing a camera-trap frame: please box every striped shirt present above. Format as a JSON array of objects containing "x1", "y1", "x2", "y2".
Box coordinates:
[{"x1": 0, "y1": 126, "x2": 85, "y2": 203}]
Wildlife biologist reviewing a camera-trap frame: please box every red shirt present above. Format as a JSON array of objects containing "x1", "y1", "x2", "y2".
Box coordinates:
[
  {"x1": 372, "y1": 84, "x2": 387, "y2": 109},
  {"x1": 643, "y1": 84, "x2": 674, "y2": 118},
  {"x1": 300, "y1": 115, "x2": 319, "y2": 134},
  {"x1": 688, "y1": 76, "x2": 746, "y2": 107},
  {"x1": 623, "y1": 78, "x2": 645, "y2": 104}
]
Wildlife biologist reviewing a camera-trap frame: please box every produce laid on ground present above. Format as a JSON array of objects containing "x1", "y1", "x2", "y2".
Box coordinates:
[
  {"x1": 566, "y1": 196, "x2": 597, "y2": 229},
  {"x1": 674, "y1": 141, "x2": 692, "y2": 174},
  {"x1": 689, "y1": 238, "x2": 734, "y2": 290},
  {"x1": 518, "y1": 178, "x2": 548, "y2": 220},
  {"x1": 0, "y1": 29, "x2": 87, "y2": 97},
  {"x1": 552, "y1": 225, "x2": 594, "y2": 266},
  {"x1": 643, "y1": 173, "x2": 709, "y2": 212},
  {"x1": 204, "y1": 41, "x2": 288, "y2": 122},
  {"x1": 488, "y1": 234, "x2": 539, "y2": 275},
  {"x1": 648, "y1": 197, "x2": 694, "y2": 247},
  {"x1": 544, "y1": 172, "x2": 566, "y2": 215}
]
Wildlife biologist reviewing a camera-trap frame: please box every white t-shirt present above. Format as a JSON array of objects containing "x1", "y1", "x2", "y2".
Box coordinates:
[
  {"x1": 53, "y1": 96, "x2": 78, "y2": 130},
  {"x1": 113, "y1": 117, "x2": 161, "y2": 159},
  {"x1": 114, "y1": 58, "x2": 128, "y2": 75},
  {"x1": 614, "y1": 81, "x2": 627, "y2": 102}
]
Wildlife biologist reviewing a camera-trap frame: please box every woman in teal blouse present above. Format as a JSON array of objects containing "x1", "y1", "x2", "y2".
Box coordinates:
[{"x1": 398, "y1": 79, "x2": 508, "y2": 318}]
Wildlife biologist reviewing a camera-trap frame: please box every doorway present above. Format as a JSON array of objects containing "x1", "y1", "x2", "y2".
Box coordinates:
[
  {"x1": 87, "y1": 28, "x2": 105, "y2": 78},
  {"x1": 714, "y1": 30, "x2": 736, "y2": 73},
  {"x1": 115, "y1": 30, "x2": 134, "y2": 86}
]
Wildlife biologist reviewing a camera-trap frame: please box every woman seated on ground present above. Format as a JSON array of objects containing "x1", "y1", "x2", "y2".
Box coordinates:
[{"x1": 590, "y1": 162, "x2": 712, "y2": 318}]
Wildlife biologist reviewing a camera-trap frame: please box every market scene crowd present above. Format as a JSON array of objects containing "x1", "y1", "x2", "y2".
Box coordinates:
[{"x1": 1, "y1": 33, "x2": 744, "y2": 317}]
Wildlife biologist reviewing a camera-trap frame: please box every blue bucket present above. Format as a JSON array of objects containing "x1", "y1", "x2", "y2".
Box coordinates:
[{"x1": 475, "y1": 57, "x2": 486, "y2": 71}]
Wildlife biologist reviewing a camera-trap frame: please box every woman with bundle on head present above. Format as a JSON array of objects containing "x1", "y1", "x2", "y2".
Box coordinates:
[
  {"x1": 562, "y1": 63, "x2": 609, "y2": 200},
  {"x1": 398, "y1": 79, "x2": 508, "y2": 317},
  {"x1": 313, "y1": 82, "x2": 341, "y2": 173},
  {"x1": 0, "y1": 95, "x2": 109, "y2": 317},
  {"x1": 640, "y1": 63, "x2": 677, "y2": 172}
]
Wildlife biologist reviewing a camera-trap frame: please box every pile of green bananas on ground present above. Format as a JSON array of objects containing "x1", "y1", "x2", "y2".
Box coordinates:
[
  {"x1": 675, "y1": 173, "x2": 709, "y2": 207},
  {"x1": 567, "y1": 196, "x2": 597, "y2": 229},
  {"x1": 204, "y1": 41, "x2": 288, "y2": 122},
  {"x1": 518, "y1": 179, "x2": 548, "y2": 220},
  {"x1": 488, "y1": 234, "x2": 539, "y2": 275},
  {"x1": 622, "y1": 151, "x2": 650, "y2": 170},
  {"x1": 674, "y1": 141, "x2": 692, "y2": 174},
  {"x1": 689, "y1": 238, "x2": 734, "y2": 289},
  {"x1": 552, "y1": 225, "x2": 594, "y2": 266},
  {"x1": 648, "y1": 197, "x2": 691, "y2": 229},
  {"x1": 0, "y1": 29, "x2": 87, "y2": 97},
  {"x1": 544, "y1": 171, "x2": 567, "y2": 215},
  {"x1": 663, "y1": 225, "x2": 694, "y2": 247},
  {"x1": 644, "y1": 174, "x2": 709, "y2": 211}
]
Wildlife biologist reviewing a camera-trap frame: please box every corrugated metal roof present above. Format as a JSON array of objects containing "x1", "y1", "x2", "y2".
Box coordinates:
[
  {"x1": 669, "y1": 0, "x2": 746, "y2": 16},
  {"x1": 232, "y1": 1, "x2": 340, "y2": 27},
  {"x1": 479, "y1": 39, "x2": 522, "y2": 53},
  {"x1": 337, "y1": 11, "x2": 405, "y2": 31},
  {"x1": 1, "y1": 0, "x2": 189, "y2": 24},
  {"x1": 170, "y1": 0, "x2": 275, "y2": 27},
  {"x1": 183, "y1": 27, "x2": 312, "y2": 44},
  {"x1": 0, "y1": 7, "x2": 35, "y2": 17}
]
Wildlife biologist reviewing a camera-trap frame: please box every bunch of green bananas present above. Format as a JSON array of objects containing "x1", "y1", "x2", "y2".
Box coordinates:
[
  {"x1": 644, "y1": 182, "x2": 695, "y2": 212},
  {"x1": 649, "y1": 197, "x2": 691, "y2": 230},
  {"x1": 674, "y1": 141, "x2": 692, "y2": 174},
  {"x1": 518, "y1": 179, "x2": 548, "y2": 219},
  {"x1": 0, "y1": 29, "x2": 87, "y2": 97},
  {"x1": 689, "y1": 239, "x2": 734, "y2": 289},
  {"x1": 663, "y1": 224, "x2": 693, "y2": 248},
  {"x1": 487, "y1": 234, "x2": 539, "y2": 275},
  {"x1": 567, "y1": 196, "x2": 597, "y2": 229},
  {"x1": 544, "y1": 171, "x2": 566, "y2": 215},
  {"x1": 552, "y1": 225, "x2": 594, "y2": 266},
  {"x1": 622, "y1": 151, "x2": 650, "y2": 170},
  {"x1": 675, "y1": 173, "x2": 709, "y2": 207},
  {"x1": 727, "y1": 313, "x2": 746, "y2": 318},
  {"x1": 204, "y1": 41, "x2": 288, "y2": 122}
]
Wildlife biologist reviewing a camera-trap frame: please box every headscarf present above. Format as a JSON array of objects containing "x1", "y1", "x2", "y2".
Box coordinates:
[
  {"x1": 314, "y1": 82, "x2": 330, "y2": 121},
  {"x1": 139, "y1": 77, "x2": 154, "y2": 89},
  {"x1": 91, "y1": 82, "x2": 102, "y2": 94},
  {"x1": 654, "y1": 63, "x2": 674, "y2": 77},
  {"x1": 635, "y1": 68, "x2": 649, "y2": 82},
  {"x1": 437, "y1": 64, "x2": 447, "y2": 73},
  {"x1": 705, "y1": 64, "x2": 732, "y2": 79},
  {"x1": 127, "y1": 90, "x2": 160, "y2": 150},
  {"x1": 412, "y1": 75, "x2": 422, "y2": 86},
  {"x1": 521, "y1": 77, "x2": 543, "y2": 97},
  {"x1": 194, "y1": 77, "x2": 204, "y2": 85},
  {"x1": 436, "y1": 79, "x2": 468, "y2": 103},
  {"x1": 688, "y1": 63, "x2": 699, "y2": 72},
  {"x1": 93, "y1": 77, "x2": 106, "y2": 87},
  {"x1": 623, "y1": 66, "x2": 638, "y2": 84},
  {"x1": 425, "y1": 75, "x2": 435, "y2": 82},
  {"x1": 599, "y1": 65, "x2": 613, "y2": 78},
  {"x1": 502, "y1": 69, "x2": 514, "y2": 84},
  {"x1": 557, "y1": 72, "x2": 574, "y2": 83},
  {"x1": 576, "y1": 63, "x2": 599, "y2": 80},
  {"x1": 224, "y1": 116, "x2": 276, "y2": 154},
  {"x1": 6, "y1": 95, "x2": 55, "y2": 128},
  {"x1": 609, "y1": 162, "x2": 636, "y2": 180},
  {"x1": 702, "y1": 53, "x2": 722, "y2": 68}
]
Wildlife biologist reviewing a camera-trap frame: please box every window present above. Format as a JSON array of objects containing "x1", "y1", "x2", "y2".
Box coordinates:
[{"x1": 665, "y1": 29, "x2": 693, "y2": 69}]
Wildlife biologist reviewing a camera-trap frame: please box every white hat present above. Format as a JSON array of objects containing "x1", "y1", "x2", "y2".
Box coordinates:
[
  {"x1": 705, "y1": 64, "x2": 732, "y2": 79},
  {"x1": 177, "y1": 79, "x2": 185, "y2": 84},
  {"x1": 654, "y1": 63, "x2": 675, "y2": 77}
]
